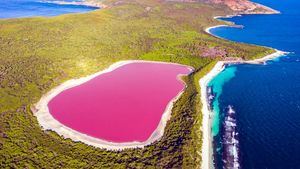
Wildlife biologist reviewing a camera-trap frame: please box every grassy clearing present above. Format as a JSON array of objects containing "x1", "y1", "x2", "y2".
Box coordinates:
[{"x1": 0, "y1": 0, "x2": 273, "y2": 168}]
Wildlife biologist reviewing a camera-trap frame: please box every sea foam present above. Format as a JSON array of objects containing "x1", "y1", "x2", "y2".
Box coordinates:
[{"x1": 222, "y1": 105, "x2": 240, "y2": 169}]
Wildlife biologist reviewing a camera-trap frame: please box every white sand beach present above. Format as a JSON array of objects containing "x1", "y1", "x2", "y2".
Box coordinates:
[
  {"x1": 200, "y1": 61, "x2": 225, "y2": 169},
  {"x1": 199, "y1": 49, "x2": 287, "y2": 169},
  {"x1": 205, "y1": 24, "x2": 228, "y2": 38},
  {"x1": 41, "y1": 0, "x2": 107, "y2": 8},
  {"x1": 201, "y1": 19, "x2": 287, "y2": 169}
]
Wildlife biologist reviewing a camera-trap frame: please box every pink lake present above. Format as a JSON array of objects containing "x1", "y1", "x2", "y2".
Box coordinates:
[{"x1": 48, "y1": 62, "x2": 192, "y2": 143}]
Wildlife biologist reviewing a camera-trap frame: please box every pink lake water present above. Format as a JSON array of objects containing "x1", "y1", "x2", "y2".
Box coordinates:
[{"x1": 48, "y1": 62, "x2": 192, "y2": 143}]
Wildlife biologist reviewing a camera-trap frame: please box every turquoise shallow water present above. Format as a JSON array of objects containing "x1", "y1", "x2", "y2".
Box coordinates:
[
  {"x1": 208, "y1": 66, "x2": 237, "y2": 137},
  {"x1": 209, "y1": 0, "x2": 300, "y2": 168}
]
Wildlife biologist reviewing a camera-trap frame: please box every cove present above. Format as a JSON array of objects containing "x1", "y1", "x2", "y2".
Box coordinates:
[
  {"x1": 208, "y1": 0, "x2": 300, "y2": 168},
  {"x1": 35, "y1": 61, "x2": 192, "y2": 149}
]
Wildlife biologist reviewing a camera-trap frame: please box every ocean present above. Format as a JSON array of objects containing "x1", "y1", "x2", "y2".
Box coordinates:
[
  {"x1": 209, "y1": 0, "x2": 300, "y2": 168},
  {"x1": 0, "y1": 0, "x2": 98, "y2": 19}
]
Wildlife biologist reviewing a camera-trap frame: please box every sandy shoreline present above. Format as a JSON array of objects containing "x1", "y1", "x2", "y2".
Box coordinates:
[
  {"x1": 205, "y1": 15, "x2": 245, "y2": 39},
  {"x1": 199, "y1": 50, "x2": 287, "y2": 169},
  {"x1": 41, "y1": 0, "x2": 108, "y2": 9},
  {"x1": 202, "y1": 17, "x2": 288, "y2": 169},
  {"x1": 199, "y1": 62, "x2": 224, "y2": 169},
  {"x1": 205, "y1": 14, "x2": 280, "y2": 40},
  {"x1": 32, "y1": 60, "x2": 193, "y2": 151}
]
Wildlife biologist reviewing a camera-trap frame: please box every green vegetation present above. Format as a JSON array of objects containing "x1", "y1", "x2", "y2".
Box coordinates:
[{"x1": 0, "y1": 0, "x2": 274, "y2": 168}]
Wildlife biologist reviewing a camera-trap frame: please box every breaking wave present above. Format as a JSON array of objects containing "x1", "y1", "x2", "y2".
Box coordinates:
[{"x1": 222, "y1": 105, "x2": 240, "y2": 169}]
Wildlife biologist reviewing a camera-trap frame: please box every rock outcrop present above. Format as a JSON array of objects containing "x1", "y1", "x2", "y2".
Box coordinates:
[
  {"x1": 167, "y1": 0, "x2": 279, "y2": 14},
  {"x1": 207, "y1": 0, "x2": 279, "y2": 14}
]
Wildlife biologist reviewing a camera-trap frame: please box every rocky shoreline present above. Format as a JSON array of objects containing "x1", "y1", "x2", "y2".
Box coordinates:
[
  {"x1": 168, "y1": 0, "x2": 279, "y2": 14},
  {"x1": 212, "y1": 0, "x2": 280, "y2": 14}
]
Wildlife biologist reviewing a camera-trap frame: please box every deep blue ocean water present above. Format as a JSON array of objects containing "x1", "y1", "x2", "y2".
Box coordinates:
[
  {"x1": 209, "y1": 0, "x2": 300, "y2": 168},
  {"x1": 0, "y1": 0, "x2": 98, "y2": 19}
]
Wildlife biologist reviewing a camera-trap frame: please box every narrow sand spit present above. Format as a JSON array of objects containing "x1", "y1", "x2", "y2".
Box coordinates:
[
  {"x1": 32, "y1": 60, "x2": 193, "y2": 151},
  {"x1": 201, "y1": 21, "x2": 287, "y2": 169}
]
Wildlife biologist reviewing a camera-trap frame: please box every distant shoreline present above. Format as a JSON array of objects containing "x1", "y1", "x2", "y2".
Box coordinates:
[
  {"x1": 40, "y1": 0, "x2": 107, "y2": 9},
  {"x1": 32, "y1": 60, "x2": 193, "y2": 151},
  {"x1": 201, "y1": 12, "x2": 287, "y2": 169}
]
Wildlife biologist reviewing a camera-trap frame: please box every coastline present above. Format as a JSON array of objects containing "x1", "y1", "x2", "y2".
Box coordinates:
[
  {"x1": 205, "y1": 13, "x2": 280, "y2": 40},
  {"x1": 199, "y1": 50, "x2": 287, "y2": 169},
  {"x1": 205, "y1": 24, "x2": 228, "y2": 39},
  {"x1": 32, "y1": 60, "x2": 193, "y2": 151},
  {"x1": 40, "y1": 0, "x2": 108, "y2": 9},
  {"x1": 205, "y1": 15, "x2": 244, "y2": 39},
  {"x1": 200, "y1": 62, "x2": 224, "y2": 169},
  {"x1": 201, "y1": 13, "x2": 288, "y2": 168}
]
